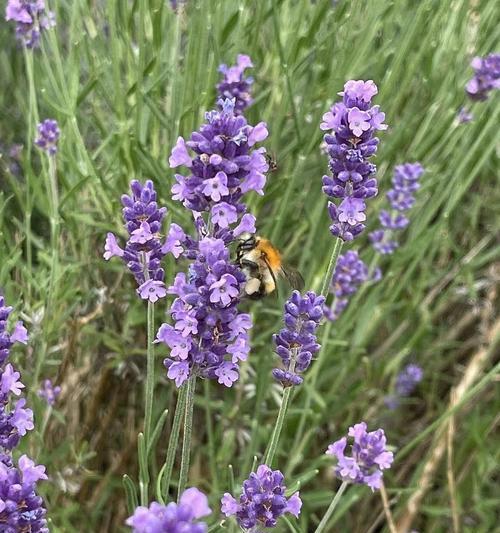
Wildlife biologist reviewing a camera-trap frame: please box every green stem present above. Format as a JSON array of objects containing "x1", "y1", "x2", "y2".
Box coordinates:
[
  {"x1": 46, "y1": 155, "x2": 60, "y2": 312},
  {"x1": 144, "y1": 302, "x2": 155, "y2": 444},
  {"x1": 314, "y1": 481, "x2": 348, "y2": 533},
  {"x1": 23, "y1": 46, "x2": 39, "y2": 302},
  {"x1": 320, "y1": 238, "x2": 344, "y2": 298},
  {"x1": 177, "y1": 374, "x2": 196, "y2": 500},
  {"x1": 263, "y1": 385, "x2": 292, "y2": 466},
  {"x1": 159, "y1": 384, "x2": 188, "y2": 501}
]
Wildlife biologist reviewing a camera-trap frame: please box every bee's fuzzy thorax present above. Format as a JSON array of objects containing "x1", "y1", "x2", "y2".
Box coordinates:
[{"x1": 256, "y1": 239, "x2": 282, "y2": 272}]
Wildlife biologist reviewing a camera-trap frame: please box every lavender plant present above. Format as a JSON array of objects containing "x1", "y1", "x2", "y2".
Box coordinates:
[
  {"x1": 323, "y1": 251, "x2": 378, "y2": 321},
  {"x1": 0, "y1": 297, "x2": 48, "y2": 531},
  {"x1": 221, "y1": 464, "x2": 302, "y2": 530},
  {"x1": 385, "y1": 364, "x2": 423, "y2": 409},
  {"x1": 217, "y1": 54, "x2": 254, "y2": 114},
  {"x1": 104, "y1": 179, "x2": 168, "y2": 303},
  {"x1": 5, "y1": 0, "x2": 55, "y2": 48},
  {"x1": 369, "y1": 163, "x2": 424, "y2": 255},
  {"x1": 34, "y1": 119, "x2": 60, "y2": 155},
  {"x1": 465, "y1": 53, "x2": 500, "y2": 101},
  {"x1": 156, "y1": 97, "x2": 269, "y2": 498},
  {"x1": 321, "y1": 80, "x2": 387, "y2": 242},
  {"x1": 126, "y1": 487, "x2": 211, "y2": 532},
  {"x1": 315, "y1": 422, "x2": 393, "y2": 532}
]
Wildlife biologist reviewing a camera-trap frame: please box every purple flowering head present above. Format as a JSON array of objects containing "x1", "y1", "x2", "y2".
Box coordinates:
[
  {"x1": 272, "y1": 291, "x2": 325, "y2": 387},
  {"x1": 221, "y1": 464, "x2": 302, "y2": 529},
  {"x1": 34, "y1": 119, "x2": 60, "y2": 155},
  {"x1": 217, "y1": 54, "x2": 254, "y2": 114},
  {"x1": 37, "y1": 379, "x2": 61, "y2": 406},
  {"x1": 324, "y1": 251, "x2": 379, "y2": 321},
  {"x1": 465, "y1": 53, "x2": 500, "y2": 101},
  {"x1": 126, "y1": 488, "x2": 211, "y2": 532},
  {"x1": 159, "y1": 235, "x2": 251, "y2": 388},
  {"x1": 5, "y1": 0, "x2": 55, "y2": 48},
  {"x1": 0, "y1": 454, "x2": 48, "y2": 532},
  {"x1": 103, "y1": 180, "x2": 169, "y2": 303},
  {"x1": 169, "y1": 98, "x2": 268, "y2": 216},
  {"x1": 369, "y1": 163, "x2": 424, "y2": 255},
  {"x1": 326, "y1": 422, "x2": 394, "y2": 491},
  {"x1": 321, "y1": 80, "x2": 386, "y2": 240},
  {"x1": 457, "y1": 107, "x2": 473, "y2": 124},
  {"x1": 157, "y1": 99, "x2": 269, "y2": 388},
  {"x1": 395, "y1": 364, "x2": 423, "y2": 396}
]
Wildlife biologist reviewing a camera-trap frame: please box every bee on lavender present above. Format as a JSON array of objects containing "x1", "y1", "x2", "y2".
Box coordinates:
[{"x1": 236, "y1": 233, "x2": 304, "y2": 299}]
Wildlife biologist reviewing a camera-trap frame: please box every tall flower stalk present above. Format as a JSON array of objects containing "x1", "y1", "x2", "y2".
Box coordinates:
[
  {"x1": 0, "y1": 297, "x2": 48, "y2": 531},
  {"x1": 264, "y1": 291, "x2": 324, "y2": 466},
  {"x1": 156, "y1": 97, "x2": 269, "y2": 495},
  {"x1": 104, "y1": 179, "x2": 168, "y2": 504}
]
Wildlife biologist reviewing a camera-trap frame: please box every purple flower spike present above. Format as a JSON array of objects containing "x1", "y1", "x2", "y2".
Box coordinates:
[
  {"x1": 326, "y1": 422, "x2": 394, "y2": 491},
  {"x1": 126, "y1": 488, "x2": 211, "y2": 532},
  {"x1": 0, "y1": 297, "x2": 48, "y2": 531},
  {"x1": 221, "y1": 464, "x2": 302, "y2": 529},
  {"x1": 217, "y1": 54, "x2": 254, "y2": 114},
  {"x1": 369, "y1": 163, "x2": 424, "y2": 255},
  {"x1": 321, "y1": 80, "x2": 387, "y2": 240},
  {"x1": 157, "y1": 98, "x2": 270, "y2": 387},
  {"x1": 34, "y1": 119, "x2": 60, "y2": 155},
  {"x1": 38, "y1": 379, "x2": 61, "y2": 406},
  {"x1": 272, "y1": 291, "x2": 325, "y2": 387},
  {"x1": 103, "y1": 180, "x2": 168, "y2": 303},
  {"x1": 5, "y1": 0, "x2": 55, "y2": 48},
  {"x1": 324, "y1": 251, "x2": 379, "y2": 321},
  {"x1": 385, "y1": 363, "x2": 423, "y2": 410},
  {"x1": 465, "y1": 53, "x2": 500, "y2": 101}
]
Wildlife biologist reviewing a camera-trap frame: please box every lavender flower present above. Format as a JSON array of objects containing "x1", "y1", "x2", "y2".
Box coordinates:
[
  {"x1": 34, "y1": 119, "x2": 60, "y2": 155},
  {"x1": 103, "y1": 180, "x2": 168, "y2": 303},
  {"x1": 324, "y1": 250, "x2": 378, "y2": 321},
  {"x1": 321, "y1": 80, "x2": 387, "y2": 240},
  {"x1": 5, "y1": 0, "x2": 55, "y2": 48},
  {"x1": 0, "y1": 454, "x2": 48, "y2": 532},
  {"x1": 0, "y1": 297, "x2": 48, "y2": 530},
  {"x1": 221, "y1": 464, "x2": 302, "y2": 530},
  {"x1": 369, "y1": 163, "x2": 424, "y2": 255},
  {"x1": 158, "y1": 99, "x2": 269, "y2": 387},
  {"x1": 385, "y1": 363, "x2": 424, "y2": 409},
  {"x1": 326, "y1": 422, "x2": 393, "y2": 491},
  {"x1": 126, "y1": 487, "x2": 211, "y2": 532},
  {"x1": 465, "y1": 53, "x2": 500, "y2": 101},
  {"x1": 38, "y1": 378, "x2": 61, "y2": 406},
  {"x1": 217, "y1": 54, "x2": 254, "y2": 114},
  {"x1": 457, "y1": 107, "x2": 473, "y2": 124},
  {"x1": 272, "y1": 291, "x2": 324, "y2": 387}
]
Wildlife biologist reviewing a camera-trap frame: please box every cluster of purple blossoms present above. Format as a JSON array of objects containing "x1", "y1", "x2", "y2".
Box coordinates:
[
  {"x1": 38, "y1": 378, "x2": 61, "y2": 406},
  {"x1": 34, "y1": 119, "x2": 60, "y2": 155},
  {"x1": 321, "y1": 80, "x2": 387, "y2": 240},
  {"x1": 385, "y1": 364, "x2": 423, "y2": 410},
  {"x1": 326, "y1": 422, "x2": 394, "y2": 491},
  {"x1": 217, "y1": 54, "x2": 254, "y2": 115},
  {"x1": 221, "y1": 464, "x2": 302, "y2": 530},
  {"x1": 5, "y1": 0, "x2": 55, "y2": 48},
  {"x1": 465, "y1": 53, "x2": 500, "y2": 101},
  {"x1": 104, "y1": 180, "x2": 169, "y2": 303},
  {"x1": 0, "y1": 297, "x2": 48, "y2": 531},
  {"x1": 126, "y1": 488, "x2": 211, "y2": 532},
  {"x1": 324, "y1": 251, "x2": 378, "y2": 321},
  {"x1": 369, "y1": 163, "x2": 424, "y2": 255},
  {"x1": 158, "y1": 98, "x2": 269, "y2": 387},
  {"x1": 272, "y1": 291, "x2": 325, "y2": 387}
]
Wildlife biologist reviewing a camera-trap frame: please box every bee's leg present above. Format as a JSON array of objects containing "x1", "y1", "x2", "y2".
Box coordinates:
[{"x1": 240, "y1": 259, "x2": 260, "y2": 275}]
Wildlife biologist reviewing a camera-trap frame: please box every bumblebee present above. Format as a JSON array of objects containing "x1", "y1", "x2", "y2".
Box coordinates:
[{"x1": 236, "y1": 233, "x2": 304, "y2": 299}]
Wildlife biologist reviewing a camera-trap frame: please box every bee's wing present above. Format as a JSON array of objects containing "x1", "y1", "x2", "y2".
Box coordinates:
[{"x1": 280, "y1": 265, "x2": 305, "y2": 291}]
